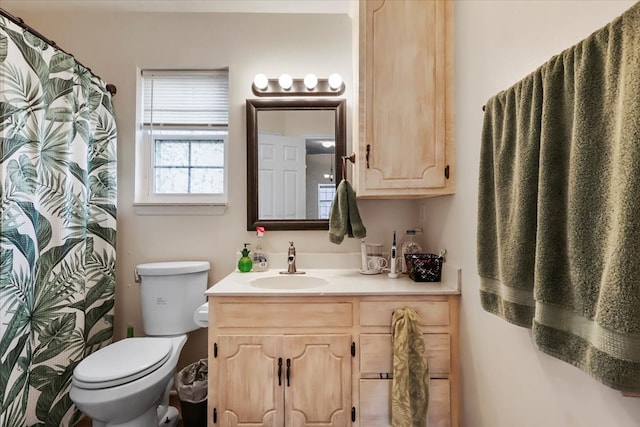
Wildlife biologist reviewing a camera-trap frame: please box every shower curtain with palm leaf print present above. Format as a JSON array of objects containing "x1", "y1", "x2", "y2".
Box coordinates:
[{"x1": 0, "y1": 15, "x2": 117, "y2": 427}]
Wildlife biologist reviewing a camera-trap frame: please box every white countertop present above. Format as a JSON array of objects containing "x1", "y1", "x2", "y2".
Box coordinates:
[{"x1": 206, "y1": 264, "x2": 461, "y2": 296}]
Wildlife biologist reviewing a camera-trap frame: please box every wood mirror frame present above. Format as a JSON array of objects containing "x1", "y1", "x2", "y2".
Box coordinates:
[{"x1": 246, "y1": 98, "x2": 346, "y2": 231}]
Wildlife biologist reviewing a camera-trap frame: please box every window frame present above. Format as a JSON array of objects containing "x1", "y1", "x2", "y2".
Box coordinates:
[
  {"x1": 317, "y1": 183, "x2": 336, "y2": 219},
  {"x1": 134, "y1": 69, "x2": 229, "y2": 212}
]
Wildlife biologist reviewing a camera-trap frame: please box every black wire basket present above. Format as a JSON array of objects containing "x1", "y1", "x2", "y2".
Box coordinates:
[{"x1": 405, "y1": 253, "x2": 443, "y2": 282}]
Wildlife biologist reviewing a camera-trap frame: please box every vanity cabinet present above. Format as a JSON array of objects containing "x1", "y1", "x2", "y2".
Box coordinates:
[
  {"x1": 354, "y1": 0, "x2": 455, "y2": 198},
  {"x1": 208, "y1": 299, "x2": 353, "y2": 426},
  {"x1": 216, "y1": 334, "x2": 352, "y2": 426},
  {"x1": 208, "y1": 295, "x2": 459, "y2": 427}
]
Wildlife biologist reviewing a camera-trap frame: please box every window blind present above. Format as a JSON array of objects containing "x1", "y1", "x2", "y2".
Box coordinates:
[{"x1": 142, "y1": 69, "x2": 229, "y2": 126}]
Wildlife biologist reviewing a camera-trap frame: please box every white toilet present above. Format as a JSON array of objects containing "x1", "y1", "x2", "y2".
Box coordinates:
[{"x1": 70, "y1": 261, "x2": 210, "y2": 427}]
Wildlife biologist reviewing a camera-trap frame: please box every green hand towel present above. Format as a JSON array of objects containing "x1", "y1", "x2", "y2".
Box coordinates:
[
  {"x1": 391, "y1": 307, "x2": 429, "y2": 427},
  {"x1": 478, "y1": 1, "x2": 640, "y2": 393},
  {"x1": 329, "y1": 179, "x2": 366, "y2": 244}
]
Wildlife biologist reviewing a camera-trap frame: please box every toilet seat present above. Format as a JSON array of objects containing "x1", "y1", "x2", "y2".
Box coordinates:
[{"x1": 73, "y1": 337, "x2": 173, "y2": 390}]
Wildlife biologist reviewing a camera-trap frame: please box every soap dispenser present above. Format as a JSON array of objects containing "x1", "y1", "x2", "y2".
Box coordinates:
[
  {"x1": 238, "y1": 243, "x2": 253, "y2": 272},
  {"x1": 252, "y1": 226, "x2": 269, "y2": 272}
]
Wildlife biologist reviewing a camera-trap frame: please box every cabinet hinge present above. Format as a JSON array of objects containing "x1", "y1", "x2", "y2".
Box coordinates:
[
  {"x1": 214, "y1": 342, "x2": 218, "y2": 358},
  {"x1": 444, "y1": 165, "x2": 450, "y2": 179},
  {"x1": 351, "y1": 406, "x2": 356, "y2": 422},
  {"x1": 351, "y1": 341, "x2": 356, "y2": 357},
  {"x1": 213, "y1": 408, "x2": 217, "y2": 423}
]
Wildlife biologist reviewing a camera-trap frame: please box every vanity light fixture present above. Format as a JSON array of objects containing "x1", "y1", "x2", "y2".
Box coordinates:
[
  {"x1": 278, "y1": 73, "x2": 293, "y2": 90},
  {"x1": 253, "y1": 73, "x2": 269, "y2": 90},
  {"x1": 252, "y1": 73, "x2": 345, "y2": 97},
  {"x1": 328, "y1": 73, "x2": 343, "y2": 90},
  {"x1": 304, "y1": 73, "x2": 318, "y2": 90}
]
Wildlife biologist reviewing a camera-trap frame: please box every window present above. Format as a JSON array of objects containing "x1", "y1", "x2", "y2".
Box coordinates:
[
  {"x1": 135, "y1": 69, "x2": 229, "y2": 210},
  {"x1": 317, "y1": 183, "x2": 336, "y2": 219},
  {"x1": 153, "y1": 134, "x2": 225, "y2": 194}
]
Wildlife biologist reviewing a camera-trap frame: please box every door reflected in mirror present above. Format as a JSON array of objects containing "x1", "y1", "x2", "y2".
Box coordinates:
[{"x1": 246, "y1": 99, "x2": 346, "y2": 231}]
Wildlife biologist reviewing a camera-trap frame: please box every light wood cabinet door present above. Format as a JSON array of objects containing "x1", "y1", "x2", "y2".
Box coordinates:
[
  {"x1": 285, "y1": 335, "x2": 352, "y2": 426},
  {"x1": 215, "y1": 334, "x2": 351, "y2": 427},
  {"x1": 356, "y1": 0, "x2": 454, "y2": 198},
  {"x1": 216, "y1": 335, "x2": 283, "y2": 427}
]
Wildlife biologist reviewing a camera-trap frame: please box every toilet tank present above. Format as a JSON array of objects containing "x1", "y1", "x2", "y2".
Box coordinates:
[{"x1": 136, "y1": 261, "x2": 210, "y2": 336}]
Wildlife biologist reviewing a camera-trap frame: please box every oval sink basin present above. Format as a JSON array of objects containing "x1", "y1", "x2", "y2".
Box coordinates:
[{"x1": 249, "y1": 275, "x2": 329, "y2": 290}]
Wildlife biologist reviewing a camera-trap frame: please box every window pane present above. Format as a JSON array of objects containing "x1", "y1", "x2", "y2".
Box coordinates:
[
  {"x1": 318, "y1": 184, "x2": 336, "y2": 219},
  {"x1": 155, "y1": 168, "x2": 189, "y2": 193},
  {"x1": 191, "y1": 140, "x2": 224, "y2": 167},
  {"x1": 155, "y1": 141, "x2": 189, "y2": 166},
  {"x1": 153, "y1": 137, "x2": 225, "y2": 195},
  {"x1": 191, "y1": 168, "x2": 224, "y2": 194}
]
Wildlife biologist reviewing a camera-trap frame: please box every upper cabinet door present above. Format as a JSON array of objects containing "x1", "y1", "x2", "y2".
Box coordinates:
[{"x1": 355, "y1": 0, "x2": 455, "y2": 198}]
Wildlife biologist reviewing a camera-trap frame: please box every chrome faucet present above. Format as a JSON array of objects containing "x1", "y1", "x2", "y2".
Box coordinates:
[{"x1": 280, "y1": 241, "x2": 305, "y2": 275}]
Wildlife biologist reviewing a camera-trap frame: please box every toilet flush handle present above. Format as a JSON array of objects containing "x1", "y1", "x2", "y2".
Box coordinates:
[{"x1": 134, "y1": 269, "x2": 141, "y2": 283}]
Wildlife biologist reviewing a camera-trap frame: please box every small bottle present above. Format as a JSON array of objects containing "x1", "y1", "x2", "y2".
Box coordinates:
[
  {"x1": 252, "y1": 226, "x2": 269, "y2": 272},
  {"x1": 238, "y1": 243, "x2": 253, "y2": 272},
  {"x1": 400, "y1": 229, "x2": 423, "y2": 273}
]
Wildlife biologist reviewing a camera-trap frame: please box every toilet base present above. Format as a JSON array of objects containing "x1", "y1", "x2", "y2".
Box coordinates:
[
  {"x1": 158, "y1": 406, "x2": 180, "y2": 427},
  {"x1": 90, "y1": 406, "x2": 179, "y2": 427}
]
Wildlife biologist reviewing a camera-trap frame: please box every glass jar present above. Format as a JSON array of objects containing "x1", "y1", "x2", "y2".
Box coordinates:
[{"x1": 400, "y1": 229, "x2": 423, "y2": 273}]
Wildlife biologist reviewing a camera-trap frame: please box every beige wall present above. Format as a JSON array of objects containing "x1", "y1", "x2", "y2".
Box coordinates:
[
  {"x1": 5, "y1": 2, "x2": 640, "y2": 426},
  {"x1": 420, "y1": 1, "x2": 640, "y2": 427}
]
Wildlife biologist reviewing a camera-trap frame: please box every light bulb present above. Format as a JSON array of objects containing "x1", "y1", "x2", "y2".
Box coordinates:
[
  {"x1": 304, "y1": 73, "x2": 318, "y2": 90},
  {"x1": 321, "y1": 140, "x2": 335, "y2": 148},
  {"x1": 253, "y1": 73, "x2": 268, "y2": 90},
  {"x1": 278, "y1": 73, "x2": 293, "y2": 90},
  {"x1": 328, "y1": 73, "x2": 343, "y2": 90}
]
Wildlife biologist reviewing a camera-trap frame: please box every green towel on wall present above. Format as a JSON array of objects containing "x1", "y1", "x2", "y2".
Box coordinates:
[
  {"x1": 391, "y1": 307, "x2": 429, "y2": 427},
  {"x1": 478, "y1": 1, "x2": 640, "y2": 393},
  {"x1": 328, "y1": 179, "x2": 366, "y2": 244}
]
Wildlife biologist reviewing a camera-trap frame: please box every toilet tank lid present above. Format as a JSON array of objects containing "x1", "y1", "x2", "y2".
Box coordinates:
[{"x1": 136, "y1": 261, "x2": 210, "y2": 276}]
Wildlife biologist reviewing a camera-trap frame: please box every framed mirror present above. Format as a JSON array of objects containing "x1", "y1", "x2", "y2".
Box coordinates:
[{"x1": 246, "y1": 98, "x2": 346, "y2": 231}]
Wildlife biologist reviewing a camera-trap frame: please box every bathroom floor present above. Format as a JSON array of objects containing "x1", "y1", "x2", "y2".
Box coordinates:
[{"x1": 75, "y1": 394, "x2": 183, "y2": 427}]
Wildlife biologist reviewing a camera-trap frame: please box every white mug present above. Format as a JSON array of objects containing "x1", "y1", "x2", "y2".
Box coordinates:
[{"x1": 367, "y1": 256, "x2": 388, "y2": 273}]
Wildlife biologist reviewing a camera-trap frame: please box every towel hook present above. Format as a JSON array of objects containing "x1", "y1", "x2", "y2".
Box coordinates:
[{"x1": 341, "y1": 152, "x2": 356, "y2": 181}]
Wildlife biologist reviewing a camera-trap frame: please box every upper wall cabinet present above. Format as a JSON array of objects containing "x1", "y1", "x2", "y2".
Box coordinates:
[{"x1": 354, "y1": 0, "x2": 455, "y2": 199}]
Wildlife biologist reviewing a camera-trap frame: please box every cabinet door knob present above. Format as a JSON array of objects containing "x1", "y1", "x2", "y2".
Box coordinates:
[
  {"x1": 278, "y1": 357, "x2": 283, "y2": 386},
  {"x1": 366, "y1": 144, "x2": 371, "y2": 168},
  {"x1": 286, "y1": 358, "x2": 291, "y2": 387}
]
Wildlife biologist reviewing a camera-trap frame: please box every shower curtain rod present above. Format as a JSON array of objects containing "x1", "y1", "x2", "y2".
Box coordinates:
[{"x1": 0, "y1": 8, "x2": 117, "y2": 96}]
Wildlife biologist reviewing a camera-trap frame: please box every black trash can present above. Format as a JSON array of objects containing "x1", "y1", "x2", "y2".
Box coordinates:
[{"x1": 175, "y1": 358, "x2": 208, "y2": 427}]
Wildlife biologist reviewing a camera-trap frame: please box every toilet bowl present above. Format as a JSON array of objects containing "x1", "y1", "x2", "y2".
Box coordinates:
[
  {"x1": 70, "y1": 261, "x2": 210, "y2": 427},
  {"x1": 70, "y1": 335, "x2": 186, "y2": 427}
]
